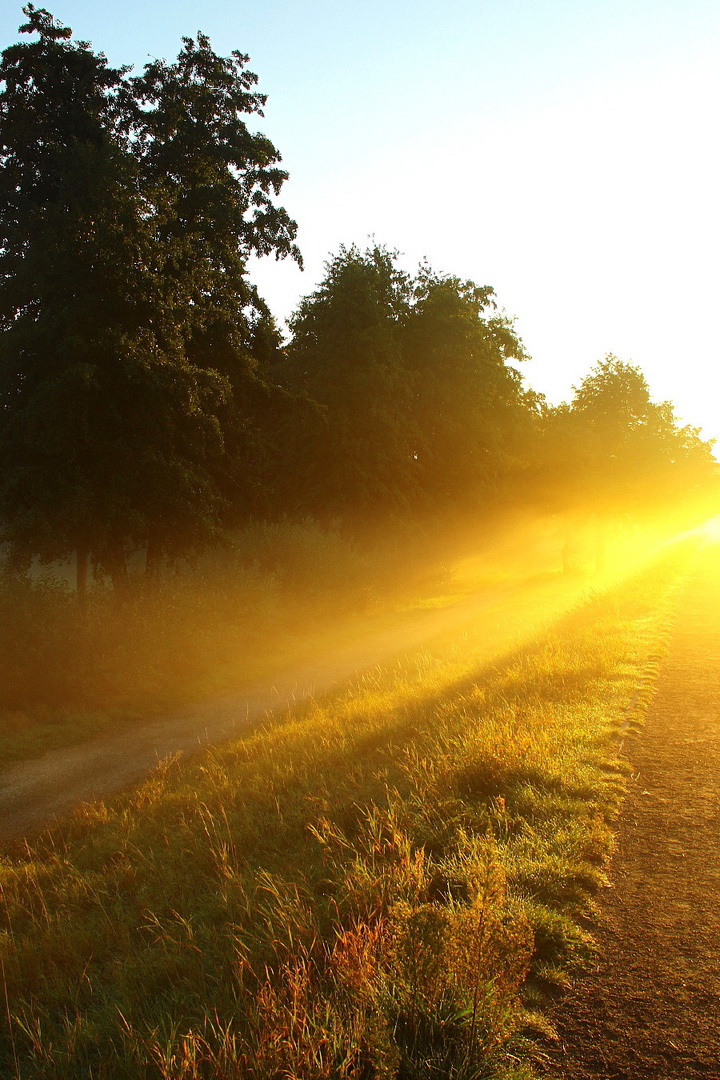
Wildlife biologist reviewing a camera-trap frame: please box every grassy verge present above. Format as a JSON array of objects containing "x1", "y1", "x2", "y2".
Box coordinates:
[{"x1": 0, "y1": 540, "x2": 695, "y2": 1078}]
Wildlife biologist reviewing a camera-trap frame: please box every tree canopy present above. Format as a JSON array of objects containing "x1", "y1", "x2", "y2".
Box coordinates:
[
  {"x1": 1, "y1": 9, "x2": 715, "y2": 600},
  {"x1": 274, "y1": 243, "x2": 541, "y2": 518},
  {"x1": 0, "y1": 6, "x2": 299, "y2": 590}
]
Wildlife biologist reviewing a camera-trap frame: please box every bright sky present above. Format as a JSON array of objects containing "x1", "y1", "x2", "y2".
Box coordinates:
[{"x1": 3, "y1": 0, "x2": 720, "y2": 444}]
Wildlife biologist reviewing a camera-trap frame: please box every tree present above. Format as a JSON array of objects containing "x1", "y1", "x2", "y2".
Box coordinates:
[
  {"x1": 129, "y1": 31, "x2": 300, "y2": 381},
  {"x1": 0, "y1": 7, "x2": 299, "y2": 596},
  {"x1": 275, "y1": 244, "x2": 539, "y2": 519},
  {"x1": 402, "y1": 266, "x2": 538, "y2": 509},
  {"x1": 278, "y1": 244, "x2": 419, "y2": 516},
  {"x1": 538, "y1": 355, "x2": 717, "y2": 566},
  {"x1": 567, "y1": 355, "x2": 715, "y2": 510},
  {"x1": 128, "y1": 34, "x2": 302, "y2": 566}
]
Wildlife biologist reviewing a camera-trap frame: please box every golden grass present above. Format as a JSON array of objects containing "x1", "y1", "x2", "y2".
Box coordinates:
[{"x1": 0, "y1": 537, "x2": 697, "y2": 1078}]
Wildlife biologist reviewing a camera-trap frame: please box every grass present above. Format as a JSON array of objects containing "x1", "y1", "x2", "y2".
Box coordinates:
[
  {"x1": 0, "y1": 517, "x2": 457, "y2": 764},
  {"x1": 0, "y1": 511, "x2": 687, "y2": 767},
  {"x1": 0, "y1": 537, "x2": 696, "y2": 1078},
  {"x1": 0, "y1": 512, "x2": 584, "y2": 765}
]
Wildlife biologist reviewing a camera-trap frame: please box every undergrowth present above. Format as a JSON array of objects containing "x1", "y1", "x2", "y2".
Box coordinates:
[{"x1": 0, "y1": 540, "x2": 694, "y2": 1078}]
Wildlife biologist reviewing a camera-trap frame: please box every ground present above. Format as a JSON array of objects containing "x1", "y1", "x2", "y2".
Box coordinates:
[
  {"x1": 541, "y1": 542, "x2": 720, "y2": 1079},
  {"x1": 0, "y1": 568, "x2": 589, "y2": 845},
  {"x1": 3, "y1": 543, "x2": 719, "y2": 1076}
]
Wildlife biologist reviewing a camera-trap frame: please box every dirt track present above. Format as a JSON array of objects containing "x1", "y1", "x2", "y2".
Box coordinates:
[
  {"x1": 0, "y1": 572, "x2": 576, "y2": 847},
  {"x1": 542, "y1": 542, "x2": 720, "y2": 1079}
]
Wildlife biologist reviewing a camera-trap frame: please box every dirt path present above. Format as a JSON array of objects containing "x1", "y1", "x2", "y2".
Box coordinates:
[
  {"x1": 0, "y1": 570, "x2": 587, "y2": 848},
  {"x1": 542, "y1": 542, "x2": 720, "y2": 1079}
]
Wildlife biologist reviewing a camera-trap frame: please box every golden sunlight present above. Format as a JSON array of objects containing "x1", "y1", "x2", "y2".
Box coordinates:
[{"x1": 698, "y1": 514, "x2": 720, "y2": 542}]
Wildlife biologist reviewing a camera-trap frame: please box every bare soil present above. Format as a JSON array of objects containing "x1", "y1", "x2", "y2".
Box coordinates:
[{"x1": 542, "y1": 543, "x2": 720, "y2": 1079}]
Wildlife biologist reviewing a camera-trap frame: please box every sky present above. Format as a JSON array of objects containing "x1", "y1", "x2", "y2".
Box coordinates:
[{"x1": 2, "y1": 0, "x2": 719, "y2": 444}]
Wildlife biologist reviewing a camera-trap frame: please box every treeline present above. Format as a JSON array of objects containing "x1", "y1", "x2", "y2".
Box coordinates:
[
  {"x1": 270, "y1": 247, "x2": 715, "y2": 531},
  {"x1": 0, "y1": 7, "x2": 716, "y2": 601}
]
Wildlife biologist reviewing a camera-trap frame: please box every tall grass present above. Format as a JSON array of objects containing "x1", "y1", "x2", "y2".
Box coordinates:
[{"x1": 0, "y1": 539, "x2": 694, "y2": 1078}]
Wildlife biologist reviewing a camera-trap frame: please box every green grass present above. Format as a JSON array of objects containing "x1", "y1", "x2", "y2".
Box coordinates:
[{"x1": 0, "y1": 540, "x2": 695, "y2": 1078}]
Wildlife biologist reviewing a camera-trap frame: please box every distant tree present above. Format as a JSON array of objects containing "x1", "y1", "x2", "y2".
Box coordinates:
[
  {"x1": 278, "y1": 244, "x2": 419, "y2": 516},
  {"x1": 0, "y1": 7, "x2": 299, "y2": 597},
  {"x1": 539, "y1": 355, "x2": 717, "y2": 565},
  {"x1": 568, "y1": 355, "x2": 715, "y2": 508},
  {"x1": 276, "y1": 244, "x2": 540, "y2": 519},
  {"x1": 402, "y1": 266, "x2": 539, "y2": 509}
]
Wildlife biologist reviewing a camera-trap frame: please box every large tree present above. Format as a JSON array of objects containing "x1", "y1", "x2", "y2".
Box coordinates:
[
  {"x1": 0, "y1": 7, "x2": 299, "y2": 595},
  {"x1": 275, "y1": 244, "x2": 538, "y2": 518},
  {"x1": 402, "y1": 265, "x2": 538, "y2": 508},
  {"x1": 277, "y1": 244, "x2": 419, "y2": 516}
]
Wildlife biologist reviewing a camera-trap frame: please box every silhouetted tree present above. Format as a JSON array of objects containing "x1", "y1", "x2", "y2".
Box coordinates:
[
  {"x1": 539, "y1": 355, "x2": 716, "y2": 566},
  {"x1": 0, "y1": 7, "x2": 299, "y2": 595},
  {"x1": 569, "y1": 355, "x2": 714, "y2": 507},
  {"x1": 278, "y1": 244, "x2": 419, "y2": 516},
  {"x1": 277, "y1": 245, "x2": 539, "y2": 518},
  {"x1": 402, "y1": 266, "x2": 538, "y2": 509}
]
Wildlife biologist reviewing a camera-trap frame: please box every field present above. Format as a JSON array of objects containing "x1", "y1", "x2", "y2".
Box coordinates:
[{"x1": 0, "y1": 534, "x2": 696, "y2": 1079}]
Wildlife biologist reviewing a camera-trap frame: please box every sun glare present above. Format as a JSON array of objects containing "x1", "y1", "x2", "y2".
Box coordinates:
[{"x1": 699, "y1": 515, "x2": 720, "y2": 542}]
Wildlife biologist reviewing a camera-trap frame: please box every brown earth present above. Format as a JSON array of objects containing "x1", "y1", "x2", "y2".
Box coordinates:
[{"x1": 541, "y1": 542, "x2": 720, "y2": 1079}]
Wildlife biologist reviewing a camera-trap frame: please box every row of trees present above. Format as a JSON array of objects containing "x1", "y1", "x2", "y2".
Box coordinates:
[
  {"x1": 1, "y1": 7, "x2": 716, "y2": 597},
  {"x1": 273, "y1": 245, "x2": 715, "y2": 525}
]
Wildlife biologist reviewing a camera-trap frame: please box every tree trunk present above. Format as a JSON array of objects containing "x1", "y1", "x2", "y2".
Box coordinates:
[
  {"x1": 145, "y1": 534, "x2": 162, "y2": 586},
  {"x1": 108, "y1": 543, "x2": 130, "y2": 601},
  {"x1": 76, "y1": 544, "x2": 88, "y2": 613}
]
